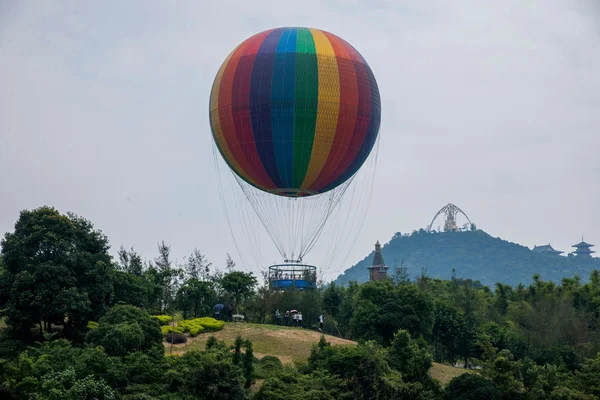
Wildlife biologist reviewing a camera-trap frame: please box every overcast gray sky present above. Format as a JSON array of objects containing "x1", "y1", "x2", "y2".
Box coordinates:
[{"x1": 1, "y1": 0, "x2": 599, "y2": 280}]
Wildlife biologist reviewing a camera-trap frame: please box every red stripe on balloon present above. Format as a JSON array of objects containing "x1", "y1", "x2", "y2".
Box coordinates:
[
  {"x1": 218, "y1": 38, "x2": 254, "y2": 184},
  {"x1": 227, "y1": 31, "x2": 276, "y2": 190},
  {"x1": 319, "y1": 38, "x2": 372, "y2": 189},
  {"x1": 309, "y1": 33, "x2": 359, "y2": 192}
]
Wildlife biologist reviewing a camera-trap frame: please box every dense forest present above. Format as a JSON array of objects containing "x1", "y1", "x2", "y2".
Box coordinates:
[
  {"x1": 334, "y1": 229, "x2": 600, "y2": 287},
  {"x1": 2, "y1": 206, "x2": 600, "y2": 399}
]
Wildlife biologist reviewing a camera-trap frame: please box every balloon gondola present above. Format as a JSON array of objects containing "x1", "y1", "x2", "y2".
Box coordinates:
[
  {"x1": 268, "y1": 262, "x2": 317, "y2": 291},
  {"x1": 209, "y1": 27, "x2": 381, "y2": 287}
]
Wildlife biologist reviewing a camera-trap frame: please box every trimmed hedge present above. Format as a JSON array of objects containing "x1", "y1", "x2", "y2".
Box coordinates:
[
  {"x1": 193, "y1": 317, "x2": 225, "y2": 332},
  {"x1": 177, "y1": 319, "x2": 205, "y2": 337},
  {"x1": 162, "y1": 325, "x2": 184, "y2": 336},
  {"x1": 152, "y1": 315, "x2": 173, "y2": 326},
  {"x1": 160, "y1": 317, "x2": 224, "y2": 338}
]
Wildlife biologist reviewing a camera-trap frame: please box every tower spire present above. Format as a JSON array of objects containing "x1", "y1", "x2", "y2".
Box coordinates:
[{"x1": 368, "y1": 240, "x2": 388, "y2": 281}]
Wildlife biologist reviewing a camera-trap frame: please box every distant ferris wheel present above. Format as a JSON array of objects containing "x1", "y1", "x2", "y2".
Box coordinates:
[{"x1": 428, "y1": 203, "x2": 474, "y2": 232}]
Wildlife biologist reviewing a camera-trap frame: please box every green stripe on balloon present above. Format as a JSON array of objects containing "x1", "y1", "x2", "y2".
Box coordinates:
[{"x1": 292, "y1": 28, "x2": 318, "y2": 188}]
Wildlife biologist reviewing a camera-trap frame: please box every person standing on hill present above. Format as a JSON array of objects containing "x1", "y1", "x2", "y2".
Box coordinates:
[
  {"x1": 284, "y1": 311, "x2": 289, "y2": 326},
  {"x1": 293, "y1": 312, "x2": 298, "y2": 327},
  {"x1": 319, "y1": 314, "x2": 324, "y2": 332},
  {"x1": 298, "y1": 312, "x2": 303, "y2": 328}
]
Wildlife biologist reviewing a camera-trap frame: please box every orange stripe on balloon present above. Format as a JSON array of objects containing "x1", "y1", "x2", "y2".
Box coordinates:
[
  {"x1": 300, "y1": 29, "x2": 340, "y2": 190},
  {"x1": 318, "y1": 36, "x2": 372, "y2": 189},
  {"x1": 309, "y1": 32, "x2": 358, "y2": 192}
]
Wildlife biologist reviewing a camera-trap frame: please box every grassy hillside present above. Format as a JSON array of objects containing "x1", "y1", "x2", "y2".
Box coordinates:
[
  {"x1": 334, "y1": 229, "x2": 600, "y2": 287},
  {"x1": 166, "y1": 322, "x2": 468, "y2": 385}
]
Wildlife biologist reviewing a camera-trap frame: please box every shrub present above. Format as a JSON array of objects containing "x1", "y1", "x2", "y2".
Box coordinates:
[
  {"x1": 158, "y1": 317, "x2": 224, "y2": 339},
  {"x1": 177, "y1": 319, "x2": 204, "y2": 337},
  {"x1": 87, "y1": 321, "x2": 99, "y2": 330},
  {"x1": 86, "y1": 305, "x2": 162, "y2": 357},
  {"x1": 162, "y1": 325, "x2": 184, "y2": 336},
  {"x1": 256, "y1": 355, "x2": 283, "y2": 379},
  {"x1": 189, "y1": 325, "x2": 204, "y2": 337},
  {"x1": 151, "y1": 315, "x2": 172, "y2": 326},
  {"x1": 444, "y1": 373, "x2": 502, "y2": 400},
  {"x1": 165, "y1": 332, "x2": 187, "y2": 344},
  {"x1": 177, "y1": 317, "x2": 223, "y2": 336},
  {"x1": 194, "y1": 317, "x2": 225, "y2": 332}
]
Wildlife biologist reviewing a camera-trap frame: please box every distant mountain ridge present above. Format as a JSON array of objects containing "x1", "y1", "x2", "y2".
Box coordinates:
[{"x1": 333, "y1": 230, "x2": 600, "y2": 287}]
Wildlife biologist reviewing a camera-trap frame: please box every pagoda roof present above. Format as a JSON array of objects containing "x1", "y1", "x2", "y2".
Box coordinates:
[
  {"x1": 532, "y1": 244, "x2": 564, "y2": 255},
  {"x1": 371, "y1": 251, "x2": 386, "y2": 267},
  {"x1": 572, "y1": 241, "x2": 594, "y2": 248}
]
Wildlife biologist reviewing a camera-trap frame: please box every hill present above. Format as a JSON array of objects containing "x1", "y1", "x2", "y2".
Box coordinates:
[
  {"x1": 334, "y1": 229, "x2": 600, "y2": 287},
  {"x1": 167, "y1": 322, "x2": 468, "y2": 385}
]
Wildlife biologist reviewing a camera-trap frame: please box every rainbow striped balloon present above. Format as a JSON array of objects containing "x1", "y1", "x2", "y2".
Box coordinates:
[{"x1": 210, "y1": 27, "x2": 381, "y2": 197}]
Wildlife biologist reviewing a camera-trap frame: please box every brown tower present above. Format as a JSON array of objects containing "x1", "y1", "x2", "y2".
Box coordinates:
[{"x1": 368, "y1": 241, "x2": 389, "y2": 281}]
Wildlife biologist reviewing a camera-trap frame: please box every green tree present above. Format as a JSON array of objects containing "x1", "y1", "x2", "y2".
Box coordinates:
[
  {"x1": 243, "y1": 339, "x2": 254, "y2": 388},
  {"x1": 323, "y1": 282, "x2": 342, "y2": 321},
  {"x1": 351, "y1": 280, "x2": 435, "y2": 345},
  {"x1": 387, "y1": 329, "x2": 432, "y2": 382},
  {"x1": 85, "y1": 305, "x2": 162, "y2": 357},
  {"x1": 117, "y1": 246, "x2": 143, "y2": 276},
  {"x1": 185, "y1": 248, "x2": 212, "y2": 281},
  {"x1": 444, "y1": 373, "x2": 501, "y2": 400},
  {"x1": 220, "y1": 271, "x2": 257, "y2": 314},
  {"x1": 226, "y1": 254, "x2": 236, "y2": 272},
  {"x1": 309, "y1": 341, "x2": 433, "y2": 400},
  {"x1": 179, "y1": 350, "x2": 245, "y2": 399},
  {"x1": 391, "y1": 264, "x2": 411, "y2": 286},
  {"x1": 112, "y1": 270, "x2": 150, "y2": 309},
  {"x1": 432, "y1": 300, "x2": 464, "y2": 363},
  {"x1": 36, "y1": 368, "x2": 116, "y2": 400},
  {"x1": 0, "y1": 207, "x2": 113, "y2": 339},
  {"x1": 232, "y1": 335, "x2": 243, "y2": 366},
  {"x1": 255, "y1": 370, "x2": 348, "y2": 400},
  {"x1": 573, "y1": 351, "x2": 600, "y2": 397},
  {"x1": 494, "y1": 283, "x2": 513, "y2": 317},
  {"x1": 154, "y1": 241, "x2": 179, "y2": 314},
  {"x1": 176, "y1": 278, "x2": 214, "y2": 319}
]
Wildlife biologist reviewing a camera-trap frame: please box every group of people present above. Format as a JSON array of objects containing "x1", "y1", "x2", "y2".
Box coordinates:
[
  {"x1": 213, "y1": 304, "x2": 234, "y2": 322},
  {"x1": 274, "y1": 310, "x2": 304, "y2": 327},
  {"x1": 274, "y1": 310, "x2": 324, "y2": 331}
]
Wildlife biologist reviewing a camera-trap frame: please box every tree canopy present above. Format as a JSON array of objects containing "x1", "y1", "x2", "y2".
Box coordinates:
[{"x1": 0, "y1": 206, "x2": 113, "y2": 339}]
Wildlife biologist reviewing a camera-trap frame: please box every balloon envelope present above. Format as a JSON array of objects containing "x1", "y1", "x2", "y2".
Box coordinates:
[{"x1": 209, "y1": 27, "x2": 381, "y2": 197}]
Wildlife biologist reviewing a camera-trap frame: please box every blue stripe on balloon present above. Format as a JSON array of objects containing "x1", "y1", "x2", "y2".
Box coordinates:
[
  {"x1": 250, "y1": 28, "x2": 285, "y2": 188},
  {"x1": 322, "y1": 64, "x2": 381, "y2": 192},
  {"x1": 271, "y1": 28, "x2": 297, "y2": 189}
]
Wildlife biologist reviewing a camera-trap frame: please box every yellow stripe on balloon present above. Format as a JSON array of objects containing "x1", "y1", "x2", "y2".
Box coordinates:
[
  {"x1": 209, "y1": 45, "x2": 258, "y2": 186},
  {"x1": 301, "y1": 29, "x2": 340, "y2": 190}
]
